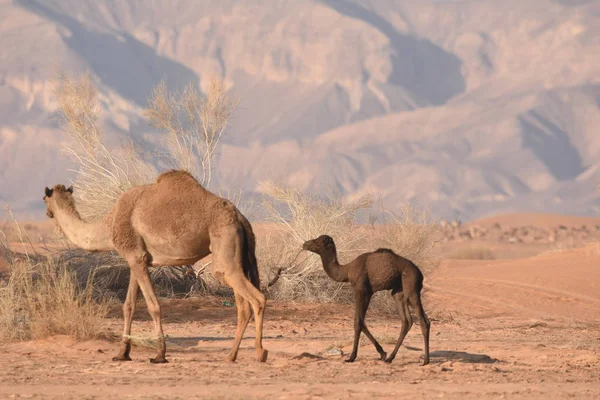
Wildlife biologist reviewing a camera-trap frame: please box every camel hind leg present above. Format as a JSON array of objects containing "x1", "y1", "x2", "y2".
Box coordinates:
[
  {"x1": 211, "y1": 224, "x2": 268, "y2": 363},
  {"x1": 385, "y1": 290, "x2": 413, "y2": 363},
  {"x1": 410, "y1": 292, "x2": 430, "y2": 365},
  {"x1": 228, "y1": 292, "x2": 252, "y2": 362}
]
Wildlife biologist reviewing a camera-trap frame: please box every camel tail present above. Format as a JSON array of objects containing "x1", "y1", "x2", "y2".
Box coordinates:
[{"x1": 239, "y1": 214, "x2": 260, "y2": 289}]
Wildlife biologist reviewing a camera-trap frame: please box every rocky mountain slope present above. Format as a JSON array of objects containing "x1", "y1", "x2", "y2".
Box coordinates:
[{"x1": 1, "y1": 0, "x2": 599, "y2": 220}]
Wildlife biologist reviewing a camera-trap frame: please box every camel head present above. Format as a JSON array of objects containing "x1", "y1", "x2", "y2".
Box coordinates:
[
  {"x1": 302, "y1": 234, "x2": 335, "y2": 254},
  {"x1": 43, "y1": 184, "x2": 74, "y2": 218}
]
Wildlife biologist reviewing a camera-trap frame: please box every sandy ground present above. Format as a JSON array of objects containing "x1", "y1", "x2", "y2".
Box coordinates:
[{"x1": 1, "y1": 239, "x2": 600, "y2": 399}]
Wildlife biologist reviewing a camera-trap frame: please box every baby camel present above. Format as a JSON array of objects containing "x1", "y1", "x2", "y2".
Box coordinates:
[{"x1": 302, "y1": 235, "x2": 430, "y2": 365}]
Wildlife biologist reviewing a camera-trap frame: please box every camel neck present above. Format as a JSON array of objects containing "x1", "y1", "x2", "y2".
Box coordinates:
[
  {"x1": 54, "y1": 204, "x2": 113, "y2": 251},
  {"x1": 319, "y1": 247, "x2": 349, "y2": 283}
]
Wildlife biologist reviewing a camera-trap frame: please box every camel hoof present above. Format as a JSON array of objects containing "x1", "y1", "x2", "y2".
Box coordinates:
[
  {"x1": 112, "y1": 355, "x2": 132, "y2": 362},
  {"x1": 384, "y1": 357, "x2": 393, "y2": 364},
  {"x1": 344, "y1": 357, "x2": 356, "y2": 363},
  {"x1": 258, "y1": 349, "x2": 268, "y2": 363},
  {"x1": 228, "y1": 353, "x2": 238, "y2": 363},
  {"x1": 422, "y1": 359, "x2": 430, "y2": 366},
  {"x1": 149, "y1": 357, "x2": 169, "y2": 364},
  {"x1": 379, "y1": 352, "x2": 387, "y2": 361}
]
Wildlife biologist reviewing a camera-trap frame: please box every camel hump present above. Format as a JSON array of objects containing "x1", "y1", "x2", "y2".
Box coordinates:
[
  {"x1": 373, "y1": 248, "x2": 395, "y2": 255},
  {"x1": 156, "y1": 169, "x2": 200, "y2": 185}
]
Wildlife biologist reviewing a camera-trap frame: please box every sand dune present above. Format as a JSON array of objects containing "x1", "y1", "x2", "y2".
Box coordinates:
[{"x1": 430, "y1": 243, "x2": 600, "y2": 323}]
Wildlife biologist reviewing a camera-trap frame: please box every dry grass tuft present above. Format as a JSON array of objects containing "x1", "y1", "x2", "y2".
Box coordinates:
[{"x1": 0, "y1": 238, "x2": 108, "y2": 341}]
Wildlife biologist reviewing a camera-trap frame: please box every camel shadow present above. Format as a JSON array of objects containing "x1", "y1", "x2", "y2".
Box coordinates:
[
  {"x1": 428, "y1": 350, "x2": 498, "y2": 364},
  {"x1": 168, "y1": 335, "x2": 286, "y2": 349}
]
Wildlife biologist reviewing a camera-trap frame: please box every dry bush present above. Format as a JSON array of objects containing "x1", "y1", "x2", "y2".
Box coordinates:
[
  {"x1": 374, "y1": 203, "x2": 440, "y2": 275},
  {"x1": 59, "y1": 249, "x2": 200, "y2": 300},
  {"x1": 0, "y1": 238, "x2": 108, "y2": 341},
  {"x1": 447, "y1": 246, "x2": 495, "y2": 260},
  {"x1": 257, "y1": 181, "x2": 372, "y2": 302},
  {"x1": 55, "y1": 72, "x2": 155, "y2": 221},
  {"x1": 145, "y1": 78, "x2": 238, "y2": 188},
  {"x1": 56, "y1": 72, "x2": 237, "y2": 221}
]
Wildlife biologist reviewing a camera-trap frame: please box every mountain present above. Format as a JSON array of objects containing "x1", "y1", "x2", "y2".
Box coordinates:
[{"x1": 0, "y1": 0, "x2": 599, "y2": 220}]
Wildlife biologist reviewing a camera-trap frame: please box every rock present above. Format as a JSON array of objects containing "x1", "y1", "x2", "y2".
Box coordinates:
[{"x1": 326, "y1": 348, "x2": 343, "y2": 357}]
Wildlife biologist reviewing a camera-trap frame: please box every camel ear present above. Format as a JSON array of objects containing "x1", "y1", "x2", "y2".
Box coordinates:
[
  {"x1": 66, "y1": 185, "x2": 73, "y2": 194},
  {"x1": 45, "y1": 187, "x2": 53, "y2": 198}
]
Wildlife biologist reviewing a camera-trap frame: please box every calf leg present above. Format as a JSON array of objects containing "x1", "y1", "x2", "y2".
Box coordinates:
[
  {"x1": 411, "y1": 293, "x2": 431, "y2": 365},
  {"x1": 385, "y1": 291, "x2": 413, "y2": 363},
  {"x1": 346, "y1": 289, "x2": 374, "y2": 363}
]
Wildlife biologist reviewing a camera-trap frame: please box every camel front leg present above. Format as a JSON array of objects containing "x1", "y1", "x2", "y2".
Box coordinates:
[
  {"x1": 112, "y1": 274, "x2": 140, "y2": 361},
  {"x1": 346, "y1": 289, "x2": 371, "y2": 363},
  {"x1": 128, "y1": 260, "x2": 168, "y2": 364},
  {"x1": 361, "y1": 324, "x2": 387, "y2": 361}
]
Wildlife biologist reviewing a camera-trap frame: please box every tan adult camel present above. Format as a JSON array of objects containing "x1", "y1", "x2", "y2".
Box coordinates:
[{"x1": 43, "y1": 170, "x2": 267, "y2": 363}]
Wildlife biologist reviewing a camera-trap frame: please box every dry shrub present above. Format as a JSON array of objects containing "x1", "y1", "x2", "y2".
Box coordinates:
[
  {"x1": 258, "y1": 181, "x2": 372, "y2": 302},
  {"x1": 145, "y1": 79, "x2": 238, "y2": 188},
  {"x1": 447, "y1": 246, "x2": 495, "y2": 260},
  {"x1": 375, "y1": 203, "x2": 440, "y2": 275},
  {"x1": 56, "y1": 72, "x2": 237, "y2": 221},
  {"x1": 59, "y1": 249, "x2": 199, "y2": 299},
  {"x1": 0, "y1": 242, "x2": 108, "y2": 341},
  {"x1": 55, "y1": 72, "x2": 155, "y2": 221}
]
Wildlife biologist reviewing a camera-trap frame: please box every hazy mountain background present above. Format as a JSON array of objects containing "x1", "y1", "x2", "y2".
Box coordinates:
[{"x1": 1, "y1": 0, "x2": 599, "y2": 221}]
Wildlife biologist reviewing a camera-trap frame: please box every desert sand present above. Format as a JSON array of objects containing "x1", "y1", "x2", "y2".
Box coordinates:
[{"x1": 1, "y1": 214, "x2": 599, "y2": 399}]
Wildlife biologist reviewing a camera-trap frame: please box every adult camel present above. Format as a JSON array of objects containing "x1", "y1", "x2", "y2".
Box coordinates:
[{"x1": 43, "y1": 170, "x2": 267, "y2": 363}]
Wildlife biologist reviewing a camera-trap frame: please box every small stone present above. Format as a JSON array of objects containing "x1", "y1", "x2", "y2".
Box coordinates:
[{"x1": 326, "y1": 348, "x2": 343, "y2": 357}]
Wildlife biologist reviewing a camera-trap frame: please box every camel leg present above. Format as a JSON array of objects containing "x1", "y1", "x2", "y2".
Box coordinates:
[
  {"x1": 234, "y1": 277, "x2": 267, "y2": 362},
  {"x1": 112, "y1": 274, "x2": 139, "y2": 361},
  {"x1": 361, "y1": 324, "x2": 387, "y2": 361},
  {"x1": 228, "y1": 292, "x2": 252, "y2": 362},
  {"x1": 411, "y1": 293, "x2": 431, "y2": 365},
  {"x1": 357, "y1": 294, "x2": 386, "y2": 360},
  {"x1": 385, "y1": 291, "x2": 413, "y2": 363},
  {"x1": 346, "y1": 288, "x2": 372, "y2": 363},
  {"x1": 129, "y1": 261, "x2": 168, "y2": 364},
  {"x1": 213, "y1": 225, "x2": 267, "y2": 363}
]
